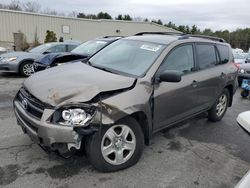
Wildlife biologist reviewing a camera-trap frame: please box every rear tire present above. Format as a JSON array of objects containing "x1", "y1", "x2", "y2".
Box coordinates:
[
  {"x1": 241, "y1": 90, "x2": 249, "y2": 98},
  {"x1": 19, "y1": 61, "x2": 34, "y2": 77},
  {"x1": 208, "y1": 89, "x2": 229, "y2": 122},
  {"x1": 86, "y1": 117, "x2": 144, "y2": 172}
]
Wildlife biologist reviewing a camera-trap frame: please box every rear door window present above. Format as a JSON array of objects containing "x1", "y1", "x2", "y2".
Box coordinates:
[
  {"x1": 196, "y1": 44, "x2": 217, "y2": 70},
  {"x1": 217, "y1": 45, "x2": 229, "y2": 64}
]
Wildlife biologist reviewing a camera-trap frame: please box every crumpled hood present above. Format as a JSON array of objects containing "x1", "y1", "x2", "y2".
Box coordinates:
[
  {"x1": 24, "y1": 62, "x2": 135, "y2": 106},
  {"x1": 35, "y1": 52, "x2": 87, "y2": 65}
]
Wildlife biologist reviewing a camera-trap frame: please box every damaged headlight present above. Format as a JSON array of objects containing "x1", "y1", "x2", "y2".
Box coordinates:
[
  {"x1": 53, "y1": 105, "x2": 97, "y2": 127},
  {"x1": 62, "y1": 108, "x2": 92, "y2": 126}
]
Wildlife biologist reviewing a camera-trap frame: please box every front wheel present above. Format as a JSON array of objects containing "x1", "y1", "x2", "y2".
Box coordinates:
[
  {"x1": 208, "y1": 89, "x2": 229, "y2": 122},
  {"x1": 86, "y1": 117, "x2": 144, "y2": 172},
  {"x1": 19, "y1": 61, "x2": 34, "y2": 77}
]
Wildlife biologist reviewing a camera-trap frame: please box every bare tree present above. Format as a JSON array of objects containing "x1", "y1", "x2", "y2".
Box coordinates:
[
  {"x1": 42, "y1": 7, "x2": 58, "y2": 15},
  {"x1": 7, "y1": 0, "x2": 22, "y2": 11},
  {"x1": 22, "y1": 1, "x2": 40, "y2": 12},
  {"x1": 133, "y1": 16, "x2": 143, "y2": 22},
  {"x1": 57, "y1": 12, "x2": 66, "y2": 17},
  {"x1": 68, "y1": 11, "x2": 78, "y2": 18}
]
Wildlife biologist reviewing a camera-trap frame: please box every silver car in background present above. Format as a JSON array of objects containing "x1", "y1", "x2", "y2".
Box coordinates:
[{"x1": 0, "y1": 41, "x2": 80, "y2": 76}]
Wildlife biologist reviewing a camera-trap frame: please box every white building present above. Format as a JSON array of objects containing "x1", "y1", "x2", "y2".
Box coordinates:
[{"x1": 0, "y1": 9, "x2": 179, "y2": 49}]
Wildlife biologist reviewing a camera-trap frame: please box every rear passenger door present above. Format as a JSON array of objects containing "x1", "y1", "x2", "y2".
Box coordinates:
[{"x1": 193, "y1": 43, "x2": 226, "y2": 109}]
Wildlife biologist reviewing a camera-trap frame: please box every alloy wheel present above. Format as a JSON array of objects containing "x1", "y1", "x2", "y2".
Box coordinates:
[{"x1": 101, "y1": 124, "x2": 136, "y2": 165}]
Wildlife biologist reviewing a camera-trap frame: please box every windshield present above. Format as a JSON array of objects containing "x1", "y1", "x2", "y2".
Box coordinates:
[
  {"x1": 89, "y1": 39, "x2": 166, "y2": 77},
  {"x1": 234, "y1": 53, "x2": 247, "y2": 59},
  {"x1": 29, "y1": 43, "x2": 53, "y2": 53},
  {"x1": 72, "y1": 40, "x2": 108, "y2": 56}
]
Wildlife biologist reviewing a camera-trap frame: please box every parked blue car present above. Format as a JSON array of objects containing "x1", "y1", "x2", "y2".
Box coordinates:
[{"x1": 33, "y1": 36, "x2": 122, "y2": 72}]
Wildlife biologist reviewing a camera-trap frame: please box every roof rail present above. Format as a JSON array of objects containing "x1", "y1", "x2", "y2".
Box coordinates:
[
  {"x1": 134, "y1": 32, "x2": 183, "y2": 36},
  {"x1": 134, "y1": 32, "x2": 226, "y2": 43},
  {"x1": 183, "y1": 34, "x2": 226, "y2": 42}
]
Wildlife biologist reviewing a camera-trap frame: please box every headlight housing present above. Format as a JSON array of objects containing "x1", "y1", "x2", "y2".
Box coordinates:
[
  {"x1": 1, "y1": 57, "x2": 17, "y2": 63},
  {"x1": 53, "y1": 105, "x2": 97, "y2": 127},
  {"x1": 62, "y1": 108, "x2": 92, "y2": 126}
]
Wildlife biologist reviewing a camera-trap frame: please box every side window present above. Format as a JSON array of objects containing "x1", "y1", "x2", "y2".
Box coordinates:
[
  {"x1": 49, "y1": 45, "x2": 66, "y2": 53},
  {"x1": 196, "y1": 44, "x2": 217, "y2": 70},
  {"x1": 67, "y1": 45, "x2": 77, "y2": 52},
  {"x1": 158, "y1": 44, "x2": 194, "y2": 74},
  {"x1": 217, "y1": 45, "x2": 229, "y2": 64}
]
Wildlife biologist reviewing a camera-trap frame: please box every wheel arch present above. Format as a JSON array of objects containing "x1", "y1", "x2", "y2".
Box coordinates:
[
  {"x1": 18, "y1": 59, "x2": 34, "y2": 73},
  {"x1": 128, "y1": 111, "x2": 152, "y2": 145},
  {"x1": 224, "y1": 84, "x2": 234, "y2": 107}
]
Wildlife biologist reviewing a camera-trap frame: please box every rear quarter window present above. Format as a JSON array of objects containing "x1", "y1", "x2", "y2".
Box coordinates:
[{"x1": 217, "y1": 45, "x2": 229, "y2": 64}]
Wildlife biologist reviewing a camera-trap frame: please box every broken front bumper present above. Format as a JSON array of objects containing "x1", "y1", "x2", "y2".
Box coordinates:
[{"x1": 14, "y1": 99, "x2": 98, "y2": 151}]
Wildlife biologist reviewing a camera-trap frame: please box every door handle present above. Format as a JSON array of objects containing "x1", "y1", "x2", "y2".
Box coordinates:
[{"x1": 192, "y1": 80, "x2": 198, "y2": 88}]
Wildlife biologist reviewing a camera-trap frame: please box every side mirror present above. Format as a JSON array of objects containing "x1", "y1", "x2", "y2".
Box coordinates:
[{"x1": 159, "y1": 70, "x2": 182, "y2": 83}]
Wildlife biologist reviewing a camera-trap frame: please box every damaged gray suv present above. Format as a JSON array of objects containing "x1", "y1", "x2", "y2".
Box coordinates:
[{"x1": 14, "y1": 32, "x2": 238, "y2": 172}]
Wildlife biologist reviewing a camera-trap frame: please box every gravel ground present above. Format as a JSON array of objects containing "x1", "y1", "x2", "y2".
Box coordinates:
[{"x1": 0, "y1": 72, "x2": 250, "y2": 188}]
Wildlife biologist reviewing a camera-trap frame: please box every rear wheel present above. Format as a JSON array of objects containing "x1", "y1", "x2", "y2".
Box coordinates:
[
  {"x1": 208, "y1": 89, "x2": 229, "y2": 122},
  {"x1": 19, "y1": 61, "x2": 34, "y2": 77},
  {"x1": 86, "y1": 117, "x2": 144, "y2": 172}
]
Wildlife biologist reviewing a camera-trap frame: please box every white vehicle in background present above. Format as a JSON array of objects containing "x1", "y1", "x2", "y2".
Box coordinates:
[
  {"x1": 236, "y1": 111, "x2": 250, "y2": 188},
  {"x1": 234, "y1": 52, "x2": 248, "y2": 65},
  {"x1": 233, "y1": 48, "x2": 244, "y2": 54},
  {"x1": 0, "y1": 47, "x2": 7, "y2": 55}
]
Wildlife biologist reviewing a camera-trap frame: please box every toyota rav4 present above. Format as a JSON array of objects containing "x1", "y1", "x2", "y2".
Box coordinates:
[{"x1": 14, "y1": 32, "x2": 238, "y2": 172}]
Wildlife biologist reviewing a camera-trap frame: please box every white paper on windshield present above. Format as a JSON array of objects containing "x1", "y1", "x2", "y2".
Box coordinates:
[{"x1": 140, "y1": 44, "x2": 162, "y2": 52}]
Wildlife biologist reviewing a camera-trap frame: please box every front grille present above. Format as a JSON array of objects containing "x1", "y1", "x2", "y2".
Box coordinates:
[
  {"x1": 16, "y1": 108, "x2": 38, "y2": 132},
  {"x1": 17, "y1": 88, "x2": 45, "y2": 119}
]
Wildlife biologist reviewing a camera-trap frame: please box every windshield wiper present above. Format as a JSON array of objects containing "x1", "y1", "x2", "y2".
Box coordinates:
[
  {"x1": 87, "y1": 61, "x2": 119, "y2": 75},
  {"x1": 92, "y1": 65, "x2": 116, "y2": 74}
]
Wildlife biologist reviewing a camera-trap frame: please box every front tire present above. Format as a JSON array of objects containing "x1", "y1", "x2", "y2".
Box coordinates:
[
  {"x1": 19, "y1": 61, "x2": 34, "y2": 77},
  {"x1": 208, "y1": 89, "x2": 229, "y2": 122},
  {"x1": 86, "y1": 117, "x2": 144, "y2": 172}
]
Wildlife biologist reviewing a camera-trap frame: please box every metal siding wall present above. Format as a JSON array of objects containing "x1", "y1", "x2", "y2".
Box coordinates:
[{"x1": 0, "y1": 9, "x2": 176, "y2": 45}]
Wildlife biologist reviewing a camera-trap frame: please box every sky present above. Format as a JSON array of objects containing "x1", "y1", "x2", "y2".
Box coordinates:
[{"x1": 1, "y1": 0, "x2": 250, "y2": 31}]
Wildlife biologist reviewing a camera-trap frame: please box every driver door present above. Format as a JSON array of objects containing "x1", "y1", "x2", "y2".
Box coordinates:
[{"x1": 153, "y1": 44, "x2": 201, "y2": 130}]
